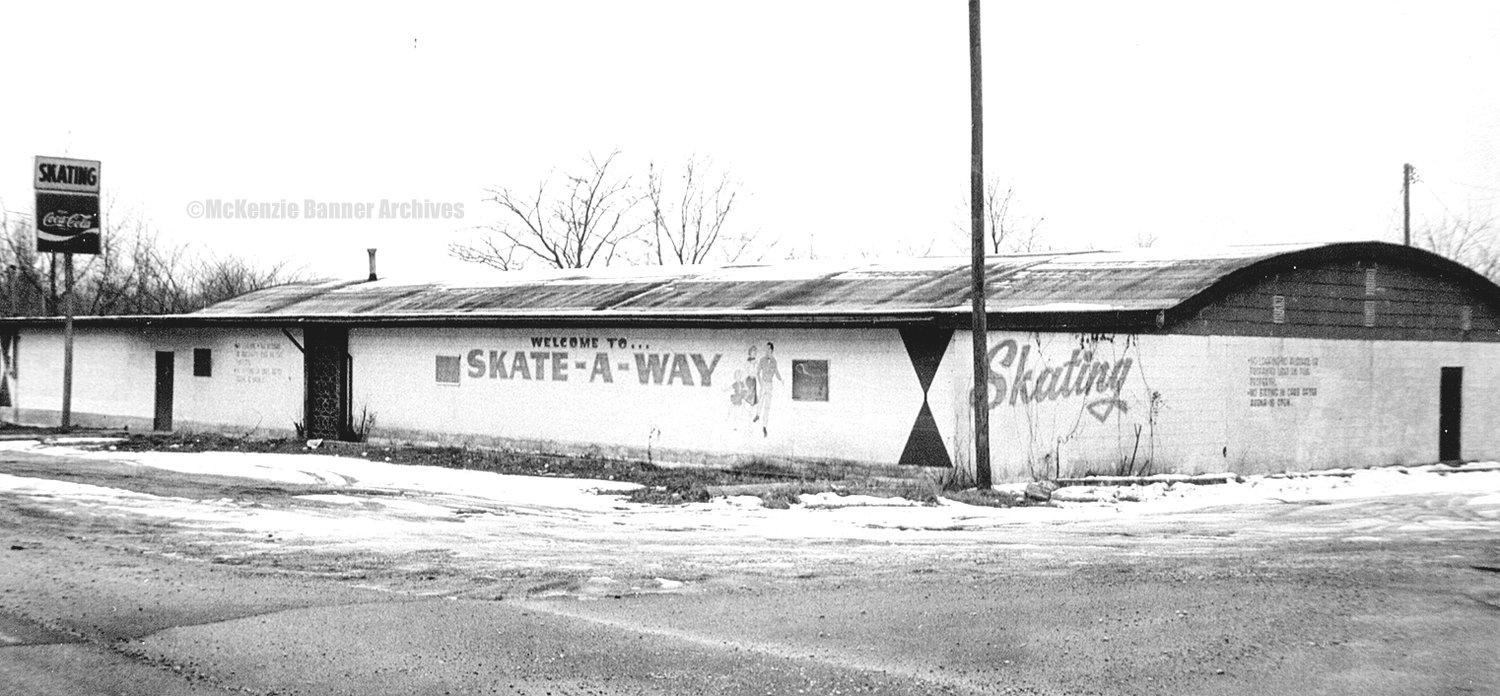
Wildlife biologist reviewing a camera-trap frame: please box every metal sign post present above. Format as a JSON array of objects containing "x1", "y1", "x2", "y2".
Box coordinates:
[
  {"x1": 61, "y1": 255, "x2": 74, "y2": 428},
  {"x1": 34, "y1": 156, "x2": 102, "y2": 431}
]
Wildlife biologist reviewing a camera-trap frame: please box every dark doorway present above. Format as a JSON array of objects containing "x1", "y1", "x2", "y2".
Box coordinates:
[
  {"x1": 153, "y1": 351, "x2": 174, "y2": 431},
  {"x1": 304, "y1": 328, "x2": 349, "y2": 440},
  {"x1": 1439, "y1": 366, "x2": 1463, "y2": 462}
]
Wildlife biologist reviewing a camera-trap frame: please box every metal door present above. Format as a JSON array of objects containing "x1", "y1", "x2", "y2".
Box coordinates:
[
  {"x1": 303, "y1": 328, "x2": 348, "y2": 439},
  {"x1": 1439, "y1": 367, "x2": 1462, "y2": 462}
]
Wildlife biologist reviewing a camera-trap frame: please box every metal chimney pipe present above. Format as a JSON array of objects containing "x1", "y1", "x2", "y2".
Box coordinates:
[{"x1": 367, "y1": 248, "x2": 378, "y2": 281}]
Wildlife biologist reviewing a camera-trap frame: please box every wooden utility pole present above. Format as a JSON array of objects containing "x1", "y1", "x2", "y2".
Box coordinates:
[
  {"x1": 969, "y1": 0, "x2": 992, "y2": 488},
  {"x1": 1402, "y1": 163, "x2": 1414, "y2": 246}
]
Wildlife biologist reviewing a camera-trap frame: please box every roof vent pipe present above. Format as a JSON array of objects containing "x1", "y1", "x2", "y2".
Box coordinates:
[{"x1": 367, "y1": 248, "x2": 378, "y2": 281}]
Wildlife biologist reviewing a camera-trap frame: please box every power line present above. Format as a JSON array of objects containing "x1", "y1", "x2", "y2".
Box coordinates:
[
  {"x1": 1442, "y1": 178, "x2": 1500, "y2": 194},
  {"x1": 1418, "y1": 180, "x2": 1455, "y2": 218},
  {"x1": 1424, "y1": 178, "x2": 1500, "y2": 205}
]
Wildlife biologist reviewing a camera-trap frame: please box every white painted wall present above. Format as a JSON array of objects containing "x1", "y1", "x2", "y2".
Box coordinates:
[
  {"x1": 16, "y1": 328, "x2": 155, "y2": 423},
  {"x1": 15, "y1": 323, "x2": 1494, "y2": 480},
  {"x1": 348, "y1": 327, "x2": 924, "y2": 465},
  {"x1": 176, "y1": 328, "x2": 304, "y2": 432},
  {"x1": 12, "y1": 327, "x2": 303, "y2": 433},
  {"x1": 937, "y1": 331, "x2": 1500, "y2": 481}
]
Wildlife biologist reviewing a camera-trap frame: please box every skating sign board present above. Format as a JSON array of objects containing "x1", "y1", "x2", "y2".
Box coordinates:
[
  {"x1": 34, "y1": 156, "x2": 101, "y2": 254},
  {"x1": 34, "y1": 156, "x2": 100, "y2": 194}
]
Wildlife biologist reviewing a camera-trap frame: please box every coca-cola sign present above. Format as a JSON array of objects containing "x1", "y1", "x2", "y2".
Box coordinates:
[
  {"x1": 35, "y1": 191, "x2": 100, "y2": 254},
  {"x1": 41, "y1": 212, "x2": 95, "y2": 230}
]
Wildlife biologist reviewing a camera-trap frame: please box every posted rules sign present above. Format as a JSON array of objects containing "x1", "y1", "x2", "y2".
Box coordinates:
[{"x1": 34, "y1": 156, "x2": 102, "y2": 254}]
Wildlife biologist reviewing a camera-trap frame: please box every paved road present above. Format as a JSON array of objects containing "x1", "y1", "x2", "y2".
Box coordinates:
[{"x1": 1, "y1": 445, "x2": 1498, "y2": 695}]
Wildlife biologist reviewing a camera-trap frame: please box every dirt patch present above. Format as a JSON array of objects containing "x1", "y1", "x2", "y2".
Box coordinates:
[
  {"x1": 39, "y1": 431, "x2": 1027, "y2": 508},
  {"x1": 93, "y1": 432, "x2": 825, "y2": 505}
]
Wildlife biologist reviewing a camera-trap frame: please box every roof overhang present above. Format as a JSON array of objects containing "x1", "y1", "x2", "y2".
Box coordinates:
[{"x1": 0, "y1": 308, "x2": 1168, "y2": 332}]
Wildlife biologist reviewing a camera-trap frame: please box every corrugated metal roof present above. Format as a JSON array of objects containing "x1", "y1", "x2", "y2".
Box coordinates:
[
  {"x1": 6, "y1": 240, "x2": 1491, "y2": 330},
  {"x1": 195, "y1": 243, "x2": 1323, "y2": 319}
]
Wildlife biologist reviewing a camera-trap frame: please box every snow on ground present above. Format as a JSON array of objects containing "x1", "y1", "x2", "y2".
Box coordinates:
[
  {"x1": 1044, "y1": 462, "x2": 1500, "y2": 510},
  {"x1": 1, "y1": 439, "x2": 1498, "y2": 554},
  {"x1": 0, "y1": 439, "x2": 637, "y2": 511}
]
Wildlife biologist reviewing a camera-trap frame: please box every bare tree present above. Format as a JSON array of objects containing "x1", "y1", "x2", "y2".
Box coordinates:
[
  {"x1": 190, "y1": 254, "x2": 301, "y2": 309},
  {"x1": 77, "y1": 215, "x2": 195, "y2": 315},
  {"x1": 884, "y1": 236, "x2": 941, "y2": 258},
  {"x1": 1416, "y1": 212, "x2": 1500, "y2": 283},
  {"x1": 0, "y1": 205, "x2": 308, "y2": 316},
  {"x1": 0, "y1": 217, "x2": 51, "y2": 316},
  {"x1": 980, "y1": 180, "x2": 1044, "y2": 254},
  {"x1": 451, "y1": 152, "x2": 648, "y2": 270},
  {"x1": 950, "y1": 178, "x2": 1045, "y2": 256},
  {"x1": 647, "y1": 156, "x2": 757, "y2": 265},
  {"x1": 780, "y1": 238, "x2": 823, "y2": 262},
  {"x1": 454, "y1": 152, "x2": 762, "y2": 270}
]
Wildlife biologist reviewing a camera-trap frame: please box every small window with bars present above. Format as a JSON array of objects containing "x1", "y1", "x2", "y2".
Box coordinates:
[
  {"x1": 1363, "y1": 300, "x2": 1377, "y2": 327},
  {"x1": 1461, "y1": 306, "x2": 1473, "y2": 332},
  {"x1": 1364, "y1": 267, "x2": 1378, "y2": 295},
  {"x1": 1271, "y1": 295, "x2": 1286, "y2": 324}
]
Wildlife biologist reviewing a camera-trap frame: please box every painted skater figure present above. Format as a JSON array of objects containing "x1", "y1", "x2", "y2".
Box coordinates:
[
  {"x1": 726, "y1": 368, "x2": 753, "y2": 431},
  {"x1": 743, "y1": 344, "x2": 760, "y2": 408},
  {"x1": 753, "y1": 341, "x2": 783, "y2": 436}
]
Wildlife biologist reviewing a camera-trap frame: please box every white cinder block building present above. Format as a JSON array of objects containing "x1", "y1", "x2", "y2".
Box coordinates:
[{"x1": 2, "y1": 241, "x2": 1496, "y2": 483}]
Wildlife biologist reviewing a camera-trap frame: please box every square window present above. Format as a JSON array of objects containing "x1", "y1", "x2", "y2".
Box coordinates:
[
  {"x1": 435, "y1": 355, "x2": 461, "y2": 385},
  {"x1": 193, "y1": 348, "x2": 212, "y2": 377},
  {"x1": 791, "y1": 360, "x2": 829, "y2": 401}
]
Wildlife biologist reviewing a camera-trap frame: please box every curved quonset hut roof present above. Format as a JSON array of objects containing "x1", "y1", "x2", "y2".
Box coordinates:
[{"x1": 11, "y1": 241, "x2": 1500, "y2": 331}]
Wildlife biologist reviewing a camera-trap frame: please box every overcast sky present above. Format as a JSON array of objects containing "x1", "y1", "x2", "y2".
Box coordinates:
[{"x1": 3, "y1": 1, "x2": 1499, "y2": 280}]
